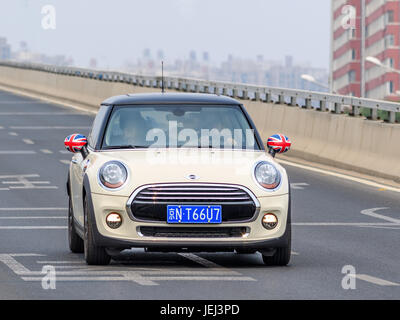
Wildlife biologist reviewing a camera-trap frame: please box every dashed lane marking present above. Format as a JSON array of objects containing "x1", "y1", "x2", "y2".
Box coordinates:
[
  {"x1": 290, "y1": 183, "x2": 309, "y2": 190},
  {"x1": 22, "y1": 139, "x2": 34, "y2": 145},
  {"x1": 0, "y1": 151, "x2": 36, "y2": 154},
  {"x1": 0, "y1": 216, "x2": 65, "y2": 219},
  {"x1": 8, "y1": 132, "x2": 18, "y2": 136},
  {"x1": 40, "y1": 149, "x2": 53, "y2": 154},
  {"x1": 9, "y1": 126, "x2": 91, "y2": 130},
  {"x1": 59, "y1": 160, "x2": 70, "y2": 165},
  {"x1": 0, "y1": 226, "x2": 66, "y2": 229},
  {"x1": 0, "y1": 207, "x2": 67, "y2": 211}
]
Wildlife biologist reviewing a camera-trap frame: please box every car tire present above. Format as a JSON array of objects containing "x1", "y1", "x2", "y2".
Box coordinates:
[
  {"x1": 68, "y1": 197, "x2": 84, "y2": 253},
  {"x1": 261, "y1": 223, "x2": 291, "y2": 266},
  {"x1": 83, "y1": 196, "x2": 111, "y2": 265},
  {"x1": 262, "y1": 189, "x2": 292, "y2": 267}
]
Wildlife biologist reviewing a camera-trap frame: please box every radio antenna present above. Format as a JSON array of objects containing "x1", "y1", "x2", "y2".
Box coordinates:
[{"x1": 161, "y1": 61, "x2": 165, "y2": 93}]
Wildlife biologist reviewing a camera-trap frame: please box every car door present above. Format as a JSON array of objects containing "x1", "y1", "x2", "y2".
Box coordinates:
[{"x1": 70, "y1": 151, "x2": 87, "y2": 226}]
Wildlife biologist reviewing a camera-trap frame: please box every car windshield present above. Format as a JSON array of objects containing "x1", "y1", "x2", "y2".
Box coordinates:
[{"x1": 102, "y1": 104, "x2": 260, "y2": 150}]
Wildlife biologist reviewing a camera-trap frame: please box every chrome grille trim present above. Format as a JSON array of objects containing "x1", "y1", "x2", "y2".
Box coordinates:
[{"x1": 126, "y1": 183, "x2": 260, "y2": 223}]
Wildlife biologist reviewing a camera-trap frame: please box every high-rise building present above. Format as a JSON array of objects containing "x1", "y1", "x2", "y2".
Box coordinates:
[
  {"x1": 331, "y1": 0, "x2": 400, "y2": 100},
  {"x1": 0, "y1": 37, "x2": 11, "y2": 60}
]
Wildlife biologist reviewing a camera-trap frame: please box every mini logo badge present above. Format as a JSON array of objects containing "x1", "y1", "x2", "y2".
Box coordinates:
[{"x1": 186, "y1": 174, "x2": 200, "y2": 180}]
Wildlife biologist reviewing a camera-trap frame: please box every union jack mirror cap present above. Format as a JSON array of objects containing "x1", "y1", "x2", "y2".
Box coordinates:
[
  {"x1": 64, "y1": 134, "x2": 87, "y2": 153},
  {"x1": 267, "y1": 134, "x2": 291, "y2": 154}
]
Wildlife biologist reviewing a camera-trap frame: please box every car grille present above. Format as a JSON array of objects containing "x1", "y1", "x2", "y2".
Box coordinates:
[
  {"x1": 139, "y1": 226, "x2": 249, "y2": 238},
  {"x1": 127, "y1": 184, "x2": 259, "y2": 223}
]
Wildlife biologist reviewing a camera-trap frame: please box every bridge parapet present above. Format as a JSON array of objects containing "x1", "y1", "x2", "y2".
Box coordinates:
[{"x1": 1, "y1": 60, "x2": 399, "y2": 123}]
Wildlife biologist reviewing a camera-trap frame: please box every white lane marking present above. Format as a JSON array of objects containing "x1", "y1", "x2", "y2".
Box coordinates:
[
  {"x1": 0, "y1": 112, "x2": 78, "y2": 115},
  {"x1": 0, "y1": 84, "x2": 97, "y2": 115},
  {"x1": 8, "y1": 132, "x2": 18, "y2": 136},
  {"x1": 361, "y1": 208, "x2": 400, "y2": 224},
  {"x1": 59, "y1": 160, "x2": 70, "y2": 165},
  {"x1": 0, "y1": 151, "x2": 36, "y2": 154},
  {"x1": 0, "y1": 226, "x2": 66, "y2": 229},
  {"x1": 0, "y1": 207, "x2": 67, "y2": 211},
  {"x1": 0, "y1": 254, "x2": 254, "y2": 285},
  {"x1": 358, "y1": 225, "x2": 400, "y2": 230},
  {"x1": 0, "y1": 254, "x2": 44, "y2": 274},
  {"x1": 0, "y1": 174, "x2": 58, "y2": 190},
  {"x1": 59, "y1": 150, "x2": 70, "y2": 154},
  {"x1": 9, "y1": 126, "x2": 91, "y2": 130},
  {"x1": 290, "y1": 183, "x2": 309, "y2": 190},
  {"x1": 0, "y1": 126, "x2": 4, "y2": 129},
  {"x1": 0, "y1": 101, "x2": 44, "y2": 104},
  {"x1": 0, "y1": 216, "x2": 65, "y2": 219},
  {"x1": 354, "y1": 274, "x2": 399, "y2": 286},
  {"x1": 293, "y1": 222, "x2": 400, "y2": 226},
  {"x1": 291, "y1": 251, "x2": 299, "y2": 255},
  {"x1": 277, "y1": 159, "x2": 400, "y2": 193},
  {"x1": 40, "y1": 149, "x2": 53, "y2": 154},
  {"x1": 22, "y1": 139, "x2": 34, "y2": 145}
]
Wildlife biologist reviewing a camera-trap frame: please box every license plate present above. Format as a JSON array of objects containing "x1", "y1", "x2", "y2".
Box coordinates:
[{"x1": 167, "y1": 205, "x2": 222, "y2": 224}]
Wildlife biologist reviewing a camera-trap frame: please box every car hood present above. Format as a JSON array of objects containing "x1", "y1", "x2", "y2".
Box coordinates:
[{"x1": 86, "y1": 149, "x2": 289, "y2": 198}]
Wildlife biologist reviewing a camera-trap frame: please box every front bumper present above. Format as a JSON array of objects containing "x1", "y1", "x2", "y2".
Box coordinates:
[{"x1": 85, "y1": 189, "x2": 290, "y2": 250}]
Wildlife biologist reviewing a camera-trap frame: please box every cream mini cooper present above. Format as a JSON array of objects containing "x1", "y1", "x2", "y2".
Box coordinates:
[{"x1": 65, "y1": 93, "x2": 292, "y2": 266}]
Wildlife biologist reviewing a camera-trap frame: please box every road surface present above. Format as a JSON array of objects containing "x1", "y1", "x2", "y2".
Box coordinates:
[{"x1": 0, "y1": 90, "x2": 398, "y2": 299}]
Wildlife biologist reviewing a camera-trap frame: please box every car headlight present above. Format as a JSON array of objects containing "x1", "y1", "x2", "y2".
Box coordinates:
[
  {"x1": 254, "y1": 161, "x2": 281, "y2": 190},
  {"x1": 98, "y1": 161, "x2": 128, "y2": 189}
]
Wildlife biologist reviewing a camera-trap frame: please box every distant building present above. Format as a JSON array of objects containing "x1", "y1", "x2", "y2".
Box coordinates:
[
  {"x1": 0, "y1": 37, "x2": 11, "y2": 60},
  {"x1": 331, "y1": 0, "x2": 400, "y2": 100}
]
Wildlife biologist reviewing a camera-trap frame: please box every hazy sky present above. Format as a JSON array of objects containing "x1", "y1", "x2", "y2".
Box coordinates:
[{"x1": 0, "y1": 0, "x2": 331, "y2": 69}]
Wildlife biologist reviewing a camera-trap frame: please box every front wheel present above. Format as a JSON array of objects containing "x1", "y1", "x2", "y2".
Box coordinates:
[
  {"x1": 261, "y1": 222, "x2": 291, "y2": 266},
  {"x1": 83, "y1": 197, "x2": 111, "y2": 265}
]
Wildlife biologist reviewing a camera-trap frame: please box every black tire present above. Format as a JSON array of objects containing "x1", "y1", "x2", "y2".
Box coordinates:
[
  {"x1": 261, "y1": 222, "x2": 291, "y2": 266},
  {"x1": 83, "y1": 197, "x2": 111, "y2": 265},
  {"x1": 262, "y1": 187, "x2": 292, "y2": 266},
  {"x1": 68, "y1": 197, "x2": 84, "y2": 253}
]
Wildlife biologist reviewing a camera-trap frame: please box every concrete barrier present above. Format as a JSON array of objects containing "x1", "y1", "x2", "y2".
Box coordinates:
[{"x1": 1, "y1": 64, "x2": 400, "y2": 183}]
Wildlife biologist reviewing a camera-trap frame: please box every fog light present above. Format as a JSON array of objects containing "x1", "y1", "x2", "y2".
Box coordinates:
[
  {"x1": 262, "y1": 213, "x2": 278, "y2": 230},
  {"x1": 106, "y1": 212, "x2": 122, "y2": 229}
]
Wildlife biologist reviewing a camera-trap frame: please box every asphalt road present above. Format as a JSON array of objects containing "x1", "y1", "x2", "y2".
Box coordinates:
[{"x1": 0, "y1": 89, "x2": 399, "y2": 300}]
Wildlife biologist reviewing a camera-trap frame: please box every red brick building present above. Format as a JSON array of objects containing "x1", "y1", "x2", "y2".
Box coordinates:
[{"x1": 330, "y1": 0, "x2": 400, "y2": 100}]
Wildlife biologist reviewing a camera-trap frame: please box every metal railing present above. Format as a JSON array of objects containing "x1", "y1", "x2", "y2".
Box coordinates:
[{"x1": 1, "y1": 60, "x2": 399, "y2": 123}]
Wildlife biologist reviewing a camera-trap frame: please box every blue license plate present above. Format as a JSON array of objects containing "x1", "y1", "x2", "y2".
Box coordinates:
[{"x1": 167, "y1": 205, "x2": 222, "y2": 224}]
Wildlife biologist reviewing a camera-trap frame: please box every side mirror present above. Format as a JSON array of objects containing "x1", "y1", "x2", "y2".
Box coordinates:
[
  {"x1": 64, "y1": 134, "x2": 88, "y2": 153},
  {"x1": 266, "y1": 134, "x2": 291, "y2": 157}
]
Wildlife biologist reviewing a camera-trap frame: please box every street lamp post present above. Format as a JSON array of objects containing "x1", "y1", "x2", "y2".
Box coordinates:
[
  {"x1": 366, "y1": 56, "x2": 400, "y2": 74},
  {"x1": 301, "y1": 74, "x2": 331, "y2": 91},
  {"x1": 365, "y1": 56, "x2": 400, "y2": 121}
]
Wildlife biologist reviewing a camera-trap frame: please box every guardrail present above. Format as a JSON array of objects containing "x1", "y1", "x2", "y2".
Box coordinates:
[{"x1": 1, "y1": 60, "x2": 399, "y2": 123}]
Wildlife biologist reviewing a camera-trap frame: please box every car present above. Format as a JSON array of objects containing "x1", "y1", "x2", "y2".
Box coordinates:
[{"x1": 65, "y1": 93, "x2": 292, "y2": 266}]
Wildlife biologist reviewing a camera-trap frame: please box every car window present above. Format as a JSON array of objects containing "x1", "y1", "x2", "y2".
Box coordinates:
[
  {"x1": 88, "y1": 105, "x2": 109, "y2": 148},
  {"x1": 102, "y1": 105, "x2": 259, "y2": 150}
]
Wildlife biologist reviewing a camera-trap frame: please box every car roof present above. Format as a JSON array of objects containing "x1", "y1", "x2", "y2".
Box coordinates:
[{"x1": 101, "y1": 93, "x2": 241, "y2": 106}]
